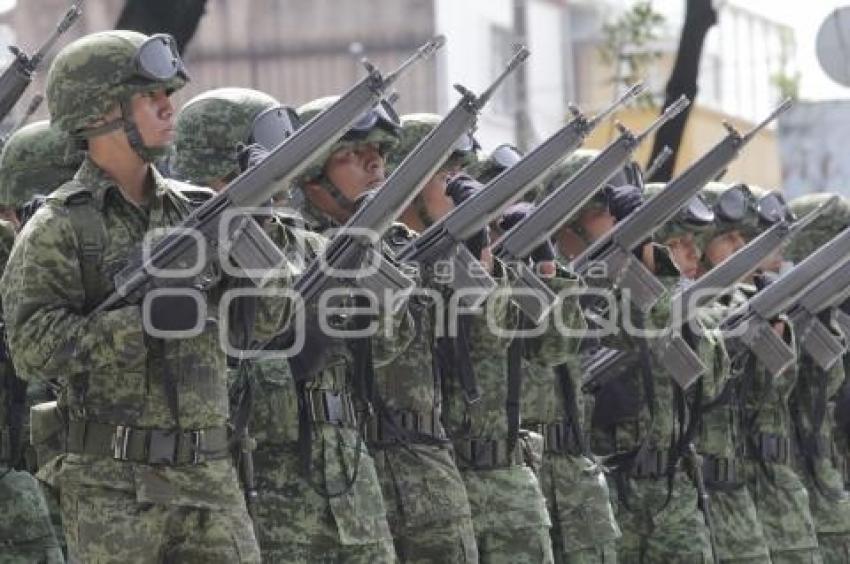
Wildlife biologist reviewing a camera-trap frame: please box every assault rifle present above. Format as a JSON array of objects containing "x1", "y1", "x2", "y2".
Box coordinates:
[
  {"x1": 786, "y1": 226, "x2": 850, "y2": 369},
  {"x1": 0, "y1": 1, "x2": 84, "y2": 123},
  {"x1": 289, "y1": 46, "x2": 530, "y2": 312},
  {"x1": 93, "y1": 36, "x2": 445, "y2": 314},
  {"x1": 720, "y1": 222, "x2": 850, "y2": 375},
  {"x1": 581, "y1": 197, "x2": 832, "y2": 391},
  {"x1": 396, "y1": 83, "x2": 645, "y2": 308},
  {"x1": 571, "y1": 100, "x2": 793, "y2": 313},
  {"x1": 492, "y1": 96, "x2": 689, "y2": 324}
]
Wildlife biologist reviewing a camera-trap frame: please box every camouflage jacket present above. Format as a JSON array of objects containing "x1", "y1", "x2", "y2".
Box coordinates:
[
  {"x1": 443, "y1": 269, "x2": 581, "y2": 442},
  {"x1": 589, "y1": 253, "x2": 718, "y2": 456},
  {"x1": 1, "y1": 157, "x2": 290, "y2": 508}
]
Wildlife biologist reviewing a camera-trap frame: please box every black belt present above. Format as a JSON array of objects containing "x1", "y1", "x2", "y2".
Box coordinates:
[
  {"x1": 453, "y1": 438, "x2": 524, "y2": 470},
  {"x1": 67, "y1": 420, "x2": 230, "y2": 466},
  {"x1": 748, "y1": 432, "x2": 792, "y2": 465},
  {"x1": 0, "y1": 428, "x2": 9, "y2": 463},
  {"x1": 367, "y1": 407, "x2": 445, "y2": 444},
  {"x1": 524, "y1": 420, "x2": 583, "y2": 455},
  {"x1": 630, "y1": 447, "x2": 672, "y2": 479},
  {"x1": 303, "y1": 389, "x2": 358, "y2": 427},
  {"x1": 702, "y1": 454, "x2": 744, "y2": 485}
]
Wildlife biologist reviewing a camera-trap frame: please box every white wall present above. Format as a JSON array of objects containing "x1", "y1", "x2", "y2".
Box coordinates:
[{"x1": 434, "y1": 0, "x2": 569, "y2": 151}]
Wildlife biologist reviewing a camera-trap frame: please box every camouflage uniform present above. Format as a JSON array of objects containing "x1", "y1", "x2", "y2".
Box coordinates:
[
  {"x1": 445, "y1": 278, "x2": 571, "y2": 564},
  {"x1": 0, "y1": 120, "x2": 84, "y2": 561},
  {"x1": 589, "y1": 271, "x2": 714, "y2": 564},
  {"x1": 520, "y1": 160, "x2": 621, "y2": 564},
  {"x1": 371, "y1": 114, "x2": 479, "y2": 563},
  {"x1": 173, "y1": 90, "x2": 403, "y2": 563},
  {"x1": 689, "y1": 183, "x2": 772, "y2": 564},
  {"x1": 789, "y1": 194, "x2": 850, "y2": 563},
  {"x1": 0, "y1": 219, "x2": 64, "y2": 563},
  {"x1": 2, "y1": 31, "x2": 294, "y2": 562},
  {"x1": 581, "y1": 182, "x2": 713, "y2": 563}
]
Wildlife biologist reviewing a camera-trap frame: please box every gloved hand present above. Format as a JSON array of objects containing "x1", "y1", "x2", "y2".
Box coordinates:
[
  {"x1": 607, "y1": 184, "x2": 644, "y2": 222},
  {"x1": 445, "y1": 174, "x2": 490, "y2": 260},
  {"x1": 498, "y1": 202, "x2": 555, "y2": 264},
  {"x1": 445, "y1": 174, "x2": 483, "y2": 206},
  {"x1": 236, "y1": 142, "x2": 270, "y2": 173}
]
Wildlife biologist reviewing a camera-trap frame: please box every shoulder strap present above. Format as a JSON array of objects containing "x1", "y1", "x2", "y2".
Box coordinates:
[{"x1": 63, "y1": 191, "x2": 108, "y2": 314}]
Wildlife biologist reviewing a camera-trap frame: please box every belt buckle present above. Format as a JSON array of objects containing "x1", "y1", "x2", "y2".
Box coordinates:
[
  {"x1": 148, "y1": 429, "x2": 178, "y2": 465},
  {"x1": 112, "y1": 425, "x2": 131, "y2": 460},
  {"x1": 324, "y1": 392, "x2": 344, "y2": 425},
  {"x1": 192, "y1": 430, "x2": 205, "y2": 464}
]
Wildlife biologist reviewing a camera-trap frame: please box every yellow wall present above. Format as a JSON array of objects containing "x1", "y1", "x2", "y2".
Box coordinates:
[{"x1": 581, "y1": 105, "x2": 782, "y2": 189}]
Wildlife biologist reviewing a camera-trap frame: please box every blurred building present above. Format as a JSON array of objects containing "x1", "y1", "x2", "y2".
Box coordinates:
[
  {"x1": 569, "y1": 0, "x2": 796, "y2": 187},
  {"x1": 0, "y1": 0, "x2": 794, "y2": 187}
]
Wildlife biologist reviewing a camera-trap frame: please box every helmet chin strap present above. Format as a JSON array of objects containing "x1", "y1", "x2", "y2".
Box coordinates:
[
  {"x1": 79, "y1": 99, "x2": 171, "y2": 163},
  {"x1": 317, "y1": 175, "x2": 356, "y2": 213}
]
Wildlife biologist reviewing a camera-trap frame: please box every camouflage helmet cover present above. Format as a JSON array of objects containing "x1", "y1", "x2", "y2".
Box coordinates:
[
  {"x1": 386, "y1": 113, "x2": 477, "y2": 175},
  {"x1": 0, "y1": 120, "x2": 84, "y2": 207},
  {"x1": 295, "y1": 95, "x2": 400, "y2": 186},
  {"x1": 536, "y1": 149, "x2": 609, "y2": 233},
  {"x1": 644, "y1": 182, "x2": 714, "y2": 243},
  {"x1": 172, "y1": 87, "x2": 280, "y2": 184},
  {"x1": 47, "y1": 30, "x2": 187, "y2": 135},
  {"x1": 786, "y1": 192, "x2": 850, "y2": 262}
]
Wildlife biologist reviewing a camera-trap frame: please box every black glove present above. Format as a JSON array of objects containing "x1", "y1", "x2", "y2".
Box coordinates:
[
  {"x1": 16, "y1": 194, "x2": 47, "y2": 228},
  {"x1": 607, "y1": 184, "x2": 644, "y2": 222},
  {"x1": 444, "y1": 174, "x2": 489, "y2": 259},
  {"x1": 753, "y1": 271, "x2": 779, "y2": 292},
  {"x1": 498, "y1": 202, "x2": 555, "y2": 263},
  {"x1": 445, "y1": 174, "x2": 484, "y2": 206},
  {"x1": 236, "y1": 142, "x2": 270, "y2": 173}
]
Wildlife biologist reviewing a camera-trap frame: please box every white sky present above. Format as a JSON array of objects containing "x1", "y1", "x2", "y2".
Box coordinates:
[{"x1": 729, "y1": 0, "x2": 850, "y2": 100}]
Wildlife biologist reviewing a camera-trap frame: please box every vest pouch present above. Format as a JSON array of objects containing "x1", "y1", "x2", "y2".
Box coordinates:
[{"x1": 30, "y1": 401, "x2": 65, "y2": 470}]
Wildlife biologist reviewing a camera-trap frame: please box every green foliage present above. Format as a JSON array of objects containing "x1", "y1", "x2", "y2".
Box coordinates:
[{"x1": 598, "y1": 1, "x2": 666, "y2": 106}]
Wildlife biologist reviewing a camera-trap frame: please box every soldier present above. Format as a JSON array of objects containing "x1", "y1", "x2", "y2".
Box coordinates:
[
  {"x1": 517, "y1": 159, "x2": 623, "y2": 564},
  {"x1": 0, "y1": 219, "x2": 63, "y2": 562},
  {"x1": 0, "y1": 119, "x2": 84, "y2": 562},
  {"x1": 174, "y1": 88, "x2": 410, "y2": 563},
  {"x1": 580, "y1": 182, "x2": 715, "y2": 563},
  {"x1": 2, "y1": 31, "x2": 292, "y2": 562},
  {"x1": 674, "y1": 182, "x2": 773, "y2": 564},
  {"x1": 700, "y1": 183, "x2": 821, "y2": 563},
  {"x1": 788, "y1": 193, "x2": 850, "y2": 563},
  {"x1": 370, "y1": 113, "x2": 480, "y2": 562}
]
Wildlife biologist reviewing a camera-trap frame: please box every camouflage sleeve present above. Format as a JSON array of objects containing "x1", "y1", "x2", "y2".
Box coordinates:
[
  {"x1": 371, "y1": 304, "x2": 415, "y2": 367},
  {"x1": 0, "y1": 220, "x2": 15, "y2": 275},
  {"x1": 0, "y1": 205, "x2": 146, "y2": 382},
  {"x1": 240, "y1": 217, "x2": 329, "y2": 345}
]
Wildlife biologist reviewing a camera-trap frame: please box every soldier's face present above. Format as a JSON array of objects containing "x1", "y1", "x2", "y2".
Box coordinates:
[
  {"x1": 325, "y1": 142, "x2": 385, "y2": 200},
  {"x1": 555, "y1": 225, "x2": 586, "y2": 260},
  {"x1": 0, "y1": 206, "x2": 19, "y2": 229},
  {"x1": 665, "y1": 233, "x2": 701, "y2": 279},
  {"x1": 704, "y1": 229, "x2": 746, "y2": 267},
  {"x1": 578, "y1": 207, "x2": 616, "y2": 242},
  {"x1": 130, "y1": 88, "x2": 175, "y2": 148},
  {"x1": 419, "y1": 169, "x2": 455, "y2": 222}
]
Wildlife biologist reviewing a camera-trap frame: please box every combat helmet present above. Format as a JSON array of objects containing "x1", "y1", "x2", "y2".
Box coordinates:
[
  {"x1": 295, "y1": 95, "x2": 400, "y2": 211},
  {"x1": 386, "y1": 113, "x2": 478, "y2": 174},
  {"x1": 786, "y1": 192, "x2": 850, "y2": 263},
  {"x1": 471, "y1": 143, "x2": 522, "y2": 185},
  {"x1": 644, "y1": 182, "x2": 714, "y2": 244},
  {"x1": 0, "y1": 120, "x2": 84, "y2": 209},
  {"x1": 700, "y1": 182, "x2": 790, "y2": 244},
  {"x1": 172, "y1": 87, "x2": 300, "y2": 185},
  {"x1": 47, "y1": 30, "x2": 188, "y2": 162}
]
